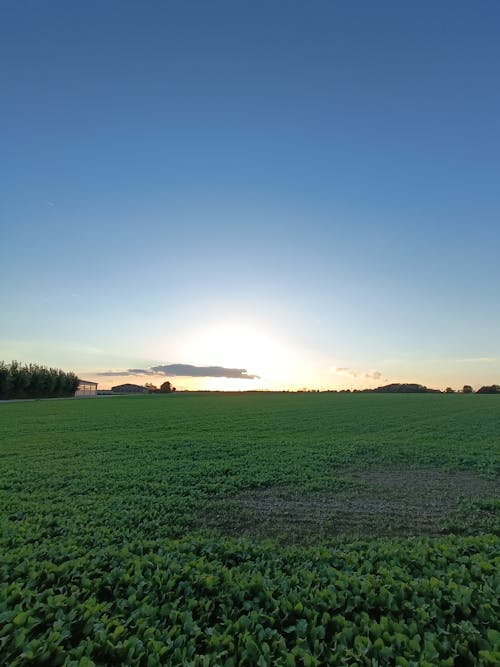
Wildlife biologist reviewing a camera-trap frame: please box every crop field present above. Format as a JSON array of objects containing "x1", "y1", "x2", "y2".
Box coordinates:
[{"x1": 1, "y1": 393, "x2": 499, "y2": 666}]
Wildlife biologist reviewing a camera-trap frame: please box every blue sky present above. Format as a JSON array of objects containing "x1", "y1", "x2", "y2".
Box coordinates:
[{"x1": 1, "y1": 1, "x2": 499, "y2": 390}]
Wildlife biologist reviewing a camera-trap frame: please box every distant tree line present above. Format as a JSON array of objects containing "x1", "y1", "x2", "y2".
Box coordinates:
[
  {"x1": 370, "y1": 383, "x2": 440, "y2": 394},
  {"x1": 0, "y1": 361, "x2": 79, "y2": 400},
  {"x1": 277, "y1": 384, "x2": 500, "y2": 394},
  {"x1": 350, "y1": 383, "x2": 500, "y2": 394},
  {"x1": 475, "y1": 384, "x2": 500, "y2": 394},
  {"x1": 145, "y1": 381, "x2": 176, "y2": 394}
]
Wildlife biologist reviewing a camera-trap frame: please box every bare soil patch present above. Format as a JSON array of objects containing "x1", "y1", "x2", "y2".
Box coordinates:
[{"x1": 203, "y1": 468, "x2": 499, "y2": 540}]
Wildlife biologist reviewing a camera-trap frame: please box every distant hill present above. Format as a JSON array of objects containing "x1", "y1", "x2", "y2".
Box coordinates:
[{"x1": 370, "y1": 383, "x2": 441, "y2": 394}]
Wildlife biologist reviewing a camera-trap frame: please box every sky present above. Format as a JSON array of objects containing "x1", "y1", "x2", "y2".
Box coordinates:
[{"x1": 1, "y1": 1, "x2": 499, "y2": 391}]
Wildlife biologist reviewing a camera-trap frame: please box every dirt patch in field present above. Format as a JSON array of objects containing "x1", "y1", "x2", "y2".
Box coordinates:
[{"x1": 203, "y1": 468, "x2": 499, "y2": 540}]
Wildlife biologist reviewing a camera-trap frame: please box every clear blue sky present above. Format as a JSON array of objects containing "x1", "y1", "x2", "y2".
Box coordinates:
[{"x1": 2, "y1": 1, "x2": 499, "y2": 390}]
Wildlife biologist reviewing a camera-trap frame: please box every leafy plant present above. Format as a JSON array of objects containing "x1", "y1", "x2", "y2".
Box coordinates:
[{"x1": 0, "y1": 394, "x2": 498, "y2": 664}]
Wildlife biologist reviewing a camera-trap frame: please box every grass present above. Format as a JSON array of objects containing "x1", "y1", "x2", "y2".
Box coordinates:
[{"x1": 1, "y1": 393, "x2": 499, "y2": 665}]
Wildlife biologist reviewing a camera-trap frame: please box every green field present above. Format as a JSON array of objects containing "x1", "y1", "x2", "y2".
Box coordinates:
[{"x1": 1, "y1": 393, "x2": 499, "y2": 665}]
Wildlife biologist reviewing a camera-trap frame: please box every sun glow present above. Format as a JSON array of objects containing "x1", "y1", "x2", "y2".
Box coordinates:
[{"x1": 179, "y1": 323, "x2": 294, "y2": 390}]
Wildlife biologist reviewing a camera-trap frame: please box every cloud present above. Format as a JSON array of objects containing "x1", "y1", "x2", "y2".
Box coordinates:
[
  {"x1": 335, "y1": 367, "x2": 359, "y2": 378},
  {"x1": 95, "y1": 370, "x2": 131, "y2": 376},
  {"x1": 457, "y1": 357, "x2": 497, "y2": 363},
  {"x1": 95, "y1": 369, "x2": 156, "y2": 377},
  {"x1": 335, "y1": 367, "x2": 383, "y2": 381},
  {"x1": 151, "y1": 364, "x2": 259, "y2": 379},
  {"x1": 96, "y1": 364, "x2": 259, "y2": 380}
]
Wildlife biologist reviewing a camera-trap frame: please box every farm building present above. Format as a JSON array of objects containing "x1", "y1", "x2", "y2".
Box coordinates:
[
  {"x1": 75, "y1": 380, "x2": 98, "y2": 397},
  {"x1": 111, "y1": 383, "x2": 149, "y2": 394}
]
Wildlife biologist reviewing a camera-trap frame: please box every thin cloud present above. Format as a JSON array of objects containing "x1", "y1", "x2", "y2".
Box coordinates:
[
  {"x1": 335, "y1": 367, "x2": 359, "y2": 378},
  {"x1": 96, "y1": 364, "x2": 259, "y2": 380},
  {"x1": 365, "y1": 370, "x2": 382, "y2": 380},
  {"x1": 95, "y1": 369, "x2": 154, "y2": 377},
  {"x1": 457, "y1": 357, "x2": 497, "y2": 363},
  {"x1": 95, "y1": 370, "x2": 131, "y2": 377},
  {"x1": 335, "y1": 367, "x2": 383, "y2": 381}
]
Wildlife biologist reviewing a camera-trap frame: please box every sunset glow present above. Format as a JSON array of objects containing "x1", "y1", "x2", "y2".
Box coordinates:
[{"x1": 182, "y1": 324, "x2": 292, "y2": 384}]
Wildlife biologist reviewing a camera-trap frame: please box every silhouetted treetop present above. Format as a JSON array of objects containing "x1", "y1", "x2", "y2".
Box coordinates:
[{"x1": 476, "y1": 385, "x2": 500, "y2": 394}]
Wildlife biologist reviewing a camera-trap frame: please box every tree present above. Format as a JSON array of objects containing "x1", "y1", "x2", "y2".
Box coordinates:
[
  {"x1": 159, "y1": 381, "x2": 176, "y2": 393},
  {"x1": 462, "y1": 385, "x2": 473, "y2": 394},
  {"x1": 476, "y1": 385, "x2": 500, "y2": 394},
  {"x1": 445, "y1": 387, "x2": 455, "y2": 393},
  {"x1": 145, "y1": 382, "x2": 158, "y2": 393},
  {"x1": 0, "y1": 360, "x2": 78, "y2": 399},
  {"x1": 0, "y1": 361, "x2": 8, "y2": 398}
]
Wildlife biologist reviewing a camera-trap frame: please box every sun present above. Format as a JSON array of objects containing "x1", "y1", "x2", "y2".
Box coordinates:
[{"x1": 180, "y1": 323, "x2": 294, "y2": 390}]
